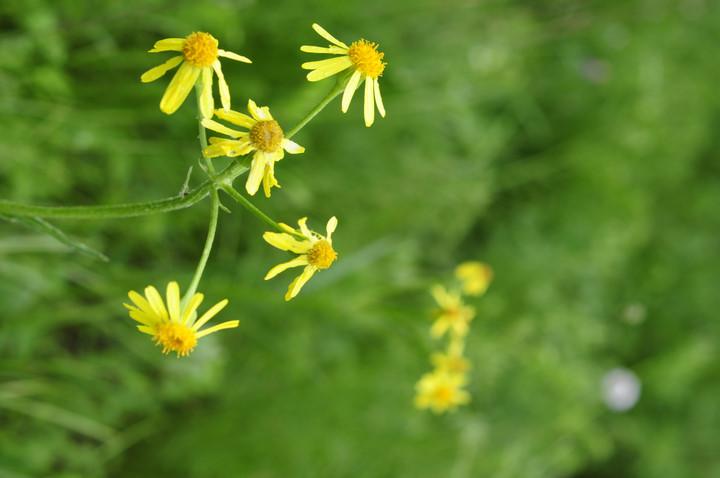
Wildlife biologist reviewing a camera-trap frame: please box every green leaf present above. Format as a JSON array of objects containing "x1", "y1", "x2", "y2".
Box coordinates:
[{"x1": 0, "y1": 215, "x2": 109, "y2": 262}]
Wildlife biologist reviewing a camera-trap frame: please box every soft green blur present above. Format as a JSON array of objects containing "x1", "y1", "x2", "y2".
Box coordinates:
[{"x1": 1, "y1": 0, "x2": 719, "y2": 477}]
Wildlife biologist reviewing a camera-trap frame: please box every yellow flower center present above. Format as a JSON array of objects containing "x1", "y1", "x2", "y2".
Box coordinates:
[
  {"x1": 348, "y1": 39, "x2": 386, "y2": 78},
  {"x1": 153, "y1": 322, "x2": 198, "y2": 357},
  {"x1": 183, "y1": 32, "x2": 218, "y2": 67},
  {"x1": 307, "y1": 240, "x2": 337, "y2": 269},
  {"x1": 249, "y1": 120, "x2": 284, "y2": 152},
  {"x1": 432, "y1": 385, "x2": 455, "y2": 406}
]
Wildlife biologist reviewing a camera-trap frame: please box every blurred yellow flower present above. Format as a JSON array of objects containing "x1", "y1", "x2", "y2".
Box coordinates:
[
  {"x1": 431, "y1": 351, "x2": 471, "y2": 376},
  {"x1": 140, "y1": 32, "x2": 251, "y2": 118},
  {"x1": 301, "y1": 23, "x2": 387, "y2": 127},
  {"x1": 263, "y1": 216, "x2": 338, "y2": 301},
  {"x1": 124, "y1": 281, "x2": 238, "y2": 357},
  {"x1": 202, "y1": 100, "x2": 305, "y2": 197},
  {"x1": 455, "y1": 261, "x2": 493, "y2": 296},
  {"x1": 430, "y1": 285, "x2": 475, "y2": 338},
  {"x1": 415, "y1": 370, "x2": 470, "y2": 414}
]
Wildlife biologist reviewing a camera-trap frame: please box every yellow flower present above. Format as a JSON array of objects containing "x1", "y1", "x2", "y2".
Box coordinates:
[
  {"x1": 123, "y1": 281, "x2": 238, "y2": 357},
  {"x1": 431, "y1": 351, "x2": 471, "y2": 376},
  {"x1": 430, "y1": 285, "x2": 475, "y2": 338},
  {"x1": 202, "y1": 100, "x2": 305, "y2": 197},
  {"x1": 455, "y1": 261, "x2": 493, "y2": 296},
  {"x1": 140, "y1": 32, "x2": 251, "y2": 118},
  {"x1": 301, "y1": 23, "x2": 387, "y2": 127},
  {"x1": 415, "y1": 370, "x2": 470, "y2": 414},
  {"x1": 263, "y1": 216, "x2": 338, "y2": 301}
]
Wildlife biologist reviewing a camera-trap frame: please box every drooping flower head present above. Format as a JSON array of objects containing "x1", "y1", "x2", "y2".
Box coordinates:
[
  {"x1": 430, "y1": 285, "x2": 475, "y2": 338},
  {"x1": 301, "y1": 23, "x2": 387, "y2": 127},
  {"x1": 455, "y1": 261, "x2": 493, "y2": 296},
  {"x1": 263, "y1": 217, "x2": 338, "y2": 301},
  {"x1": 124, "y1": 281, "x2": 238, "y2": 357},
  {"x1": 414, "y1": 370, "x2": 470, "y2": 414},
  {"x1": 202, "y1": 99, "x2": 305, "y2": 197},
  {"x1": 140, "y1": 32, "x2": 252, "y2": 118}
]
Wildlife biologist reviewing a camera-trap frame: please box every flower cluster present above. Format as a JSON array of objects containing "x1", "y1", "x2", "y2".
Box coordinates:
[
  {"x1": 414, "y1": 261, "x2": 493, "y2": 413},
  {"x1": 126, "y1": 24, "x2": 387, "y2": 356}
]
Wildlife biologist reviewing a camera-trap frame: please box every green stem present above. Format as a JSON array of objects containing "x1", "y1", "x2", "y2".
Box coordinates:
[
  {"x1": 184, "y1": 87, "x2": 222, "y2": 301},
  {"x1": 220, "y1": 185, "x2": 286, "y2": 233},
  {"x1": 285, "y1": 80, "x2": 347, "y2": 139},
  {"x1": 0, "y1": 76, "x2": 346, "y2": 220},
  {"x1": 0, "y1": 161, "x2": 247, "y2": 220},
  {"x1": 184, "y1": 189, "x2": 219, "y2": 300}
]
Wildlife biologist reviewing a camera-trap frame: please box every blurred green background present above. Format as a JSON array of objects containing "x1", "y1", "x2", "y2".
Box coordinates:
[{"x1": 1, "y1": 0, "x2": 719, "y2": 476}]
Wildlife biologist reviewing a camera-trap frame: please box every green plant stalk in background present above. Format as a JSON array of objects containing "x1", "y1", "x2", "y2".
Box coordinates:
[{"x1": 0, "y1": 83, "x2": 344, "y2": 222}]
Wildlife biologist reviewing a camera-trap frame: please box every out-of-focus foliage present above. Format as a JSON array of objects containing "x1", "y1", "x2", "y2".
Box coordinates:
[{"x1": 1, "y1": 0, "x2": 719, "y2": 476}]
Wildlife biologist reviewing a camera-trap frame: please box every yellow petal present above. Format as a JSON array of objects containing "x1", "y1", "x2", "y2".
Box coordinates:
[
  {"x1": 137, "y1": 325, "x2": 155, "y2": 335},
  {"x1": 279, "y1": 223, "x2": 297, "y2": 234},
  {"x1": 140, "y1": 56, "x2": 183, "y2": 83},
  {"x1": 129, "y1": 310, "x2": 154, "y2": 325},
  {"x1": 181, "y1": 293, "x2": 204, "y2": 325},
  {"x1": 326, "y1": 216, "x2": 338, "y2": 241},
  {"x1": 199, "y1": 67, "x2": 214, "y2": 119},
  {"x1": 430, "y1": 284, "x2": 455, "y2": 309},
  {"x1": 149, "y1": 38, "x2": 184, "y2": 52},
  {"x1": 263, "y1": 231, "x2": 312, "y2": 254},
  {"x1": 305, "y1": 57, "x2": 353, "y2": 82},
  {"x1": 245, "y1": 152, "x2": 266, "y2": 196},
  {"x1": 311, "y1": 23, "x2": 349, "y2": 49},
  {"x1": 341, "y1": 70, "x2": 362, "y2": 113},
  {"x1": 201, "y1": 118, "x2": 245, "y2": 138},
  {"x1": 192, "y1": 299, "x2": 230, "y2": 331},
  {"x1": 166, "y1": 281, "x2": 181, "y2": 322},
  {"x1": 195, "y1": 320, "x2": 240, "y2": 339},
  {"x1": 284, "y1": 266, "x2": 317, "y2": 301},
  {"x1": 260, "y1": 106, "x2": 273, "y2": 120},
  {"x1": 212, "y1": 60, "x2": 231, "y2": 111},
  {"x1": 297, "y1": 217, "x2": 312, "y2": 238},
  {"x1": 128, "y1": 290, "x2": 152, "y2": 313},
  {"x1": 203, "y1": 139, "x2": 253, "y2": 158},
  {"x1": 213, "y1": 108, "x2": 255, "y2": 128},
  {"x1": 455, "y1": 261, "x2": 493, "y2": 296},
  {"x1": 262, "y1": 161, "x2": 280, "y2": 198},
  {"x1": 144, "y1": 286, "x2": 168, "y2": 321},
  {"x1": 281, "y1": 138, "x2": 305, "y2": 154},
  {"x1": 430, "y1": 319, "x2": 448, "y2": 338},
  {"x1": 373, "y1": 78, "x2": 386, "y2": 118},
  {"x1": 363, "y1": 76, "x2": 375, "y2": 127},
  {"x1": 300, "y1": 45, "x2": 348, "y2": 54},
  {"x1": 301, "y1": 56, "x2": 351, "y2": 70},
  {"x1": 218, "y1": 49, "x2": 252, "y2": 63},
  {"x1": 159, "y1": 62, "x2": 201, "y2": 115},
  {"x1": 247, "y1": 99, "x2": 271, "y2": 121},
  {"x1": 265, "y1": 255, "x2": 309, "y2": 280}
]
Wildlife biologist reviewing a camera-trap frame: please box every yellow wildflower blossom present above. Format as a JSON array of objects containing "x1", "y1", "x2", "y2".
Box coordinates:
[
  {"x1": 430, "y1": 285, "x2": 475, "y2": 338},
  {"x1": 202, "y1": 99, "x2": 305, "y2": 197},
  {"x1": 415, "y1": 370, "x2": 470, "y2": 414},
  {"x1": 301, "y1": 23, "x2": 387, "y2": 127},
  {"x1": 455, "y1": 261, "x2": 493, "y2": 296},
  {"x1": 140, "y1": 32, "x2": 251, "y2": 118},
  {"x1": 263, "y1": 216, "x2": 338, "y2": 301},
  {"x1": 123, "y1": 281, "x2": 238, "y2": 357},
  {"x1": 431, "y1": 351, "x2": 471, "y2": 376}
]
